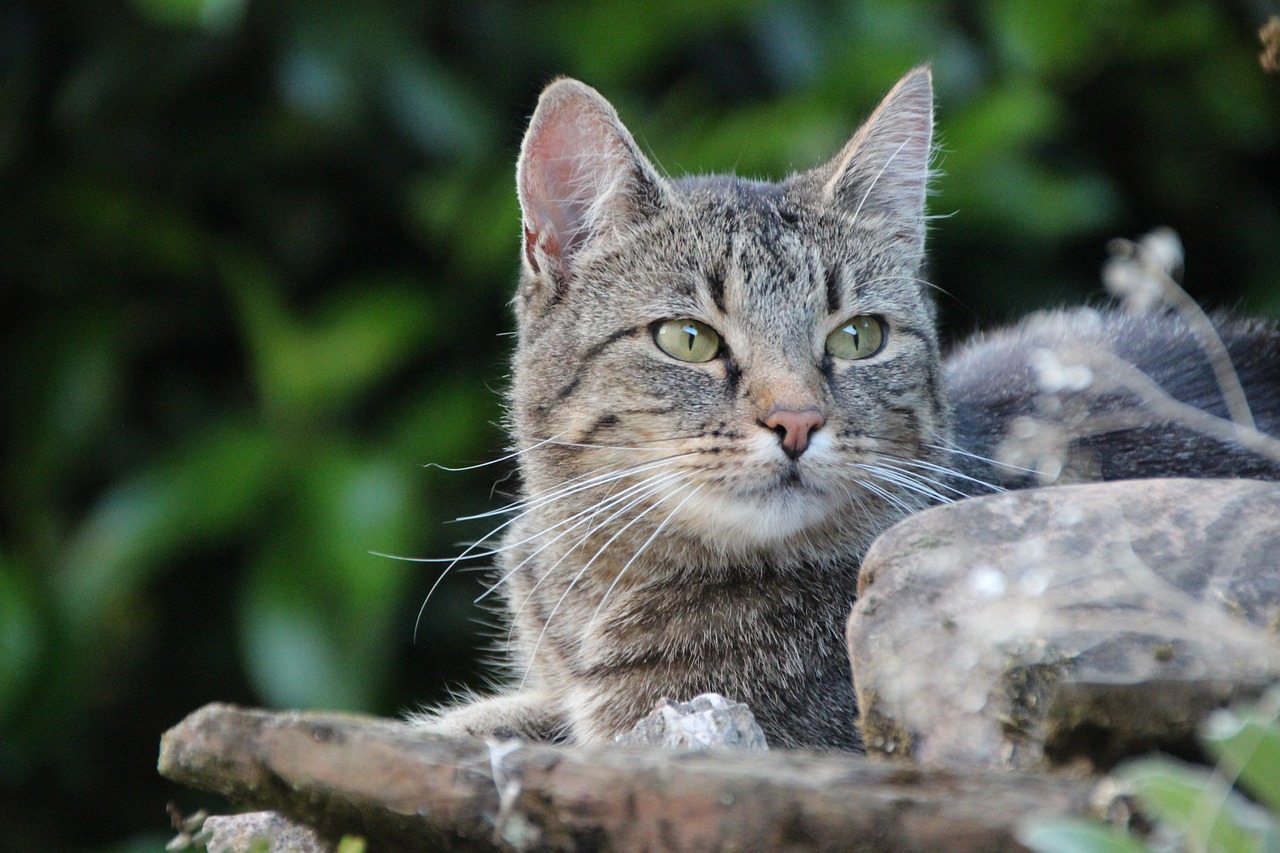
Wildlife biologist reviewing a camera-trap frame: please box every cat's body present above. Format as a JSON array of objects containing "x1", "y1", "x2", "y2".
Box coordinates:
[
  {"x1": 948, "y1": 309, "x2": 1280, "y2": 488},
  {"x1": 416, "y1": 69, "x2": 1280, "y2": 751}
]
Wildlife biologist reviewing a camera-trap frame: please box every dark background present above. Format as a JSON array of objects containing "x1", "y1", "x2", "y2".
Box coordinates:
[{"x1": 2, "y1": 1, "x2": 1278, "y2": 849}]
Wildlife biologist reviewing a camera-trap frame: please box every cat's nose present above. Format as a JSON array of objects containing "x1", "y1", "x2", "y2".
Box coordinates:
[{"x1": 761, "y1": 407, "x2": 826, "y2": 460}]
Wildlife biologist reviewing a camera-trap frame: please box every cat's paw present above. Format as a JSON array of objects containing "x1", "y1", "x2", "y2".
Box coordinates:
[{"x1": 409, "y1": 689, "x2": 567, "y2": 742}]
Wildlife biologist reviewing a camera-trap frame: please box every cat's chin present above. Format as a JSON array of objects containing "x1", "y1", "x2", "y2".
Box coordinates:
[{"x1": 677, "y1": 482, "x2": 838, "y2": 549}]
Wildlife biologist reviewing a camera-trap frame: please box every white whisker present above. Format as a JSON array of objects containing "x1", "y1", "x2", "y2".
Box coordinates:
[
  {"x1": 583, "y1": 482, "x2": 704, "y2": 638},
  {"x1": 454, "y1": 452, "x2": 695, "y2": 523},
  {"x1": 858, "y1": 273, "x2": 952, "y2": 299},
  {"x1": 854, "y1": 462, "x2": 953, "y2": 505},
  {"x1": 409, "y1": 462, "x2": 688, "y2": 641},
  {"x1": 889, "y1": 455, "x2": 1005, "y2": 495},
  {"x1": 499, "y1": 470, "x2": 691, "y2": 635},
  {"x1": 478, "y1": 468, "x2": 688, "y2": 605},
  {"x1": 928, "y1": 441, "x2": 1041, "y2": 478},
  {"x1": 853, "y1": 475, "x2": 921, "y2": 518},
  {"x1": 539, "y1": 435, "x2": 701, "y2": 452},
  {"x1": 865, "y1": 453, "x2": 995, "y2": 500},
  {"x1": 518, "y1": 472, "x2": 690, "y2": 688},
  {"x1": 421, "y1": 432, "x2": 570, "y2": 472},
  {"x1": 848, "y1": 137, "x2": 911, "y2": 226}
]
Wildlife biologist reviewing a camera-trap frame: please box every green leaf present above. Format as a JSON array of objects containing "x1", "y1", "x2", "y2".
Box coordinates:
[
  {"x1": 49, "y1": 175, "x2": 211, "y2": 277},
  {"x1": 240, "y1": 550, "x2": 370, "y2": 711},
  {"x1": 0, "y1": 555, "x2": 44, "y2": 722},
  {"x1": 131, "y1": 0, "x2": 244, "y2": 32},
  {"x1": 549, "y1": 0, "x2": 758, "y2": 86},
  {"x1": 1202, "y1": 694, "x2": 1280, "y2": 813},
  {"x1": 296, "y1": 450, "x2": 415, "y2": 610},
  {"x1": 1018, "y1": 817, "x2": 1150, "y2": 853},
  {"x1": 222, "y1": 254, "x2": 436, "y2": 419},
  {"x1": 405, "y1": 168, "x2": 519, "y2": 279},
  {"x1": 389, "y1": 376, "x2": 502, "y2": 468},
  {"x1": 662, "y1": 97, "x2": 840, "y2": 178},
  {"x1": 56, "y1": 424, "x2": 279, "y2": 640},
  {"x1": 1122, "y1": 756, "x2": 1273, "y2": 853},
  {"x1": 239, "y1": 447, "x2": 413, "y2": 711}
]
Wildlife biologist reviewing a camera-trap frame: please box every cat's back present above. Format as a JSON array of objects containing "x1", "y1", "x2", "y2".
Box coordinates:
[{"x1": 944, "y1": 307, "x2": 1280, "y2": 488}]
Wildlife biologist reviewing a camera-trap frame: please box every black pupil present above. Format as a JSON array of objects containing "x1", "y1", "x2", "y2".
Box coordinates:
[{"x1": 682, "y1": 324, "x2": 698, "y2": 352}]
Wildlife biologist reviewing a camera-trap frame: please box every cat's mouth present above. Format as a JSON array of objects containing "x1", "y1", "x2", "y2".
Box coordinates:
[{"x1": 776, "y1": 464, "x2": 805, "y2": 488}]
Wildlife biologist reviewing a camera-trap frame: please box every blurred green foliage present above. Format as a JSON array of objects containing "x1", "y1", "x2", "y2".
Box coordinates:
[
  {"x1": 1021, "y1": 688, "x2": 1280, "y2": 853},
  {"x1": 1, "y1": 1, "x2": 1277, "y2": 849}
]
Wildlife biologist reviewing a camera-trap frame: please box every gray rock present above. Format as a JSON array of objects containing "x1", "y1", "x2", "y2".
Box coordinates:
[
  {"x1": 204, "y1": 811, "x2": 332, "y2": 853},
  {"x1": 848, "y1": 478, "x2": 1280, "y2": 771},
  {"x1": 614, "y1": 693, "x2": 769, "y2": 750}
]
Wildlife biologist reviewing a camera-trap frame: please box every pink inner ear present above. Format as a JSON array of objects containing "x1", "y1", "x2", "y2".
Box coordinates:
[
  {"x1": 517, "y1": 79, "x2": 661, "y2": 275},
  {"x1": 521, "y1": 119, "x2": 598, "y2": 263}
]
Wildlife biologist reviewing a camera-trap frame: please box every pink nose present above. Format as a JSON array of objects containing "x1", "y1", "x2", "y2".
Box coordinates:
[{"x1": 762, "y1": 407, "x2": 826, "y2": 459}]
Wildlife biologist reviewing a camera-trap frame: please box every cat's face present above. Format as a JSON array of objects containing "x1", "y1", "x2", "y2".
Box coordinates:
[{"x1": 509, "y1": 70, "x2": 947, "y2": 562}]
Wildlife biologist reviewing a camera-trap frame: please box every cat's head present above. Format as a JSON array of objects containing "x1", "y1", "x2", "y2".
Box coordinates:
[{"x1": 507, "y1": 68, "x2": 948, "y2": 562}]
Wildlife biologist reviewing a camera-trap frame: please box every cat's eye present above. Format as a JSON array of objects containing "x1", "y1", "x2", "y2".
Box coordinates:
[
  {"x1": 825, "y1": 315, "x2": 885, "y2": 360},
  {"x1": 653, "y1": 319, "x2": 721, "y2": 363}
]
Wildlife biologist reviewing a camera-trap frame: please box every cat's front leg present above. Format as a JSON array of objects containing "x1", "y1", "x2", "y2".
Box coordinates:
[{"x1": 409, "y1": 688, "x2": 567, "y2": 742}]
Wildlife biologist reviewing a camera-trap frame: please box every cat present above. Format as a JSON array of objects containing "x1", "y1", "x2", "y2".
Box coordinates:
[{"x1": 413, "y1": 67, "x2": 1280, "y2": 751}]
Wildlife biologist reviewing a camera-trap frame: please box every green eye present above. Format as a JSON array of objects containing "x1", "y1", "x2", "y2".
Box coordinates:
[
  {"x1": 654, "y1": 319, "x2": 721, "y2": 363},
  {"x1": 825, "y1": 315, "x2": 885, "y2": 360}
]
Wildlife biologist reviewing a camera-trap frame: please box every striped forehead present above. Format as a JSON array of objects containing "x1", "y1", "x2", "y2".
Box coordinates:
[
  {"x1": 673, "y1": 181, "x2": 828, "y2": 330},
  {"x1": 728, "y1": 225, "x2": 821, "y2": 309}
]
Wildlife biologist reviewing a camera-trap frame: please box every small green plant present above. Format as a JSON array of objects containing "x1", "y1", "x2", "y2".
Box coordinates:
[{"x1": 1020, "y1": 686, "x2": 1280, "y2": 853}]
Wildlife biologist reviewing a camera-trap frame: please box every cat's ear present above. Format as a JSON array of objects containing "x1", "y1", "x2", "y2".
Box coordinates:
[
  {"x1": 810, "y1": 66, "x2": 933, "y2": 245},
  {"x1": 517, "y1": 79, "x2": 666, "y2": 289}
]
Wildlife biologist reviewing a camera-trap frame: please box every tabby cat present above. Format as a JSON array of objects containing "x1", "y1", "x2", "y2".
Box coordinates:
[{"x1": 414, "y1": 68, "x2": 1280, "y2": 751}]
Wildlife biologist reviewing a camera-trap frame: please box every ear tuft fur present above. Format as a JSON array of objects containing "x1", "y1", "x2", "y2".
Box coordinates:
[{"x1": 816, "y1": 66, "x2": 934, "y2": 243}]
